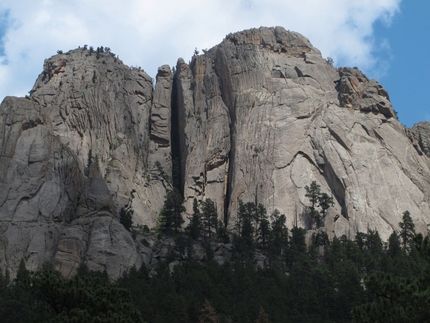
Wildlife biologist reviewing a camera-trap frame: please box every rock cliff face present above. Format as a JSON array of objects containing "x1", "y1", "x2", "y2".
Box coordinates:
[
  {"x1": 413, "y1": 121, "x2": 430, "y2": 156},
  {"x1": 1, "y1": 27, "x2": 430, "y2": 278},
  {"x1": 0, "y1": 48, "x2": 172, "y2": 278},
  {"x1": 175, "y1": 27, "x2": 430, "y2": 238}
]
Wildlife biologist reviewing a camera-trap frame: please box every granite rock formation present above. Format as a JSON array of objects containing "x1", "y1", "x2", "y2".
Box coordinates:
[
  {"x1": 1, "y1": 27, "x2": 430, "y2": 278},
  {"x1": 0, "y1": 48, "x2": 172, "y2": 278},
  {"x1": 413, "y1": 121, "x2": 430, "y2": 156},
  {"x1": 175, "y1": 27, "x2": 430, "y2": 239}
]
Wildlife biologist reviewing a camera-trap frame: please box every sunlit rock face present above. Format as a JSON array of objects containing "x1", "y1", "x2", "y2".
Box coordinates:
[
  {"x1": 0, "y1": 48, "x2": 171, "y2": 278},
  {"x1": 1, "y1": 27, "x2": 430, "y2": 278},
  {"x1": 175, "y1": 26, "x2": 430, "y2": 239}
]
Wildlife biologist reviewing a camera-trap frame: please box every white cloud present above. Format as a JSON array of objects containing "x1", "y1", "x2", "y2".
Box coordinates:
[{"x1": 0, "y1": 0, "x2": 401, "y2": 101}]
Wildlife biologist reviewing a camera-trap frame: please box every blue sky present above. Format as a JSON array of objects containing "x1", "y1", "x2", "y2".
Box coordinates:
[
  {"x1": 0, "y1": 10, "x2": 9, "y2": 57},
  {"x1": 371, "y1": 1, "x2": 430, "y2": 127},
  {"x1": 0, "y1": 0, "x2": 426, "y2": 127}
]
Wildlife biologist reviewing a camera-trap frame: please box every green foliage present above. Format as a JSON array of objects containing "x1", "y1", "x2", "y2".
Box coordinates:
[
  {"x1": 304, "y1": 181, "x2": 334, "y2": 229},
  {"x1": 15, "y1": 258, "x2": 30, "y2": 284},
  {"x1": 285, "y1": 226, "x2": 305, "y2": 270},
  {"x1": 399, "y1": 210, "x2": 415, "y2": 251},
  {"x1": 232, "y1": 200, "x2": 259, "y2": 261},
  {"x1": 237, "y1": 200, "x2": 255, "y2": 246},
  {"x1": 4, "y1": 204, "x2": 430, "y2": 323},
  {"x1": 186, "y1": 198, "x2": 202, "y2": 239},
  {"x1": 174, "y1": 234, "x2": 191, "y2": 261},
  {"x1": 0, "y1": 261, "x2": 143, "y2": 322},
  {"x1": 185, "y1": 199, "x2": 230, "y2": 243},
  {"x1": 352, "y1": 214, "x2": 430, "y2": 323},
  {"x1": 216, "y1": 220, "x2": 230, "y2": 244},
  {"x1": 318, "y1": 193, "x2": 334, "y2": 219},
  {"x1": 0, "y1": 259, "x2": 35, "y2": 322},
  {"x1": 352, "y1": 273, "x2": 430, "y2": 323},
  {"x1": 256, "y1": 204, "x2": 270, "y2": 250},
  {"x1": 305, "y1": 181, "x2": 321, "y2": 228},
  {"x1": 268, "y1": 209, "x2": 288, "y2": 263},
  {"x1": 201, "y1": 199, "x2": 218, "y2": 239},
  {"x1": 158, "y1": 188, "x2": 185, "y2": 234}
]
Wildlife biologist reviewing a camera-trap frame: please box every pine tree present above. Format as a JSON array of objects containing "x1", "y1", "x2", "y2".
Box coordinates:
[
  {"x1": 268, "y1": 209, "x2": 288, "y2": 263},
  {"x1": 0, "y1": 268, "x2": 10, "y2": 291},
  {"x1": 305, "y1": 181, "x2": 321, "y2": 229},
  {"x1": 27, "y1": 262, "x2": 144, "y2": 322},
  {"x1": 256, "y1": 204, "x2": 270, "y2": 251},
  {"x1": 399, "y1": 210, "x2": 415, "y2": 252},
  {"x1": 257, "y1": 217, "x2": 270, "y2": 251},
  {"x1": 240, "y1": 201, "x2": 256, "y2": 247},
  {"x1": 201, "y1": 199, "x2": 218, "y2": 238},
  {"x1": 216, "y1": 220, "x2": 230, "y2": 243},
  {"x1": 305, "y1": 181, "x2": 335, "y2": 229},
  {"x1": 387, "y1": 231, "x2": 402, "y2": 258},
  {"x1": 158, "y1": 189, "x2": 185, "y2": 234},
  {"x1": 318, "y1": 192, "x2": 334, "y2": 225},
  {"x1": 186, "y1": 198, "x2": 202, "y2": 239},
  {"x1": 285, "y1": 226, "x2": 306, "y2": 270}
]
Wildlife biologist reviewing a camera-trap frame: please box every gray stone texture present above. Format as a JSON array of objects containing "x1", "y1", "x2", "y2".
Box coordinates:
[
  {"x1": 413, "y1": 121, "x2": 430, "y2": 156},
  {"x1": 175, "y1": 27, "x2": 430, "y2": 239},
  {"x1": 1, "y1": 27, "x2": 430, "y2": 278},
  {"x1": 0, "y1": 48, "x2": 171, "y2": 278}
]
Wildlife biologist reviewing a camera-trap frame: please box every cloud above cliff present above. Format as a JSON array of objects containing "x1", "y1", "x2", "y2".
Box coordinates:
[{"x1": 0, "y1": 0, "x2": 401, "y2": 101}]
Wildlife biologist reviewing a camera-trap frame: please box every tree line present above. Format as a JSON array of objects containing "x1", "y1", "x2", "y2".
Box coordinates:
[{"x1": 1, "y1": 182, "x2": 428, "y2": 322}]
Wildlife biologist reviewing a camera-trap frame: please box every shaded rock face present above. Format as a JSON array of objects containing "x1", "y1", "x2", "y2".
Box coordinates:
[
  {"x1": 175, "y1": 26, "x2": 430, "y2": 239},
  {"x1": 1, "y1": 27, "x2": 430, "y2": 278},
  {"x1": 0, "y1": 48, "x2": 172, "y2": 278},
  {"x1": 413, "y1": 121, "x2": 430, "y2": 156}
]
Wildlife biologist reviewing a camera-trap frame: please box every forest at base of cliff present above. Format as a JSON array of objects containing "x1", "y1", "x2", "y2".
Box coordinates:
[{"x1": 1, "y1": 210, "x2": 429, "y2": 323}]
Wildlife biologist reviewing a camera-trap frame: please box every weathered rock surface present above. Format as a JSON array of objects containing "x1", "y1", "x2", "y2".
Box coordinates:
[
  {"x1": 148, "y1": 64, "x2": 173, "y2": 185},
  {"x1": 0, "y1": 48, "x2": 171, "y2": 278},
  {"x1": 1, "y1": 27, "x2": 430, "y2": 278},
  {"x1": 175, "y1": 26, "x2": 430, "y2": 239},
  {"x1": 413, "y1": 121, "x2": 430, "y2": 156}
]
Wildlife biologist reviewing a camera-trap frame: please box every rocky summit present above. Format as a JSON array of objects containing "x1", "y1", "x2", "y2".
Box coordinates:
[{"x1": 0, "y1": 27, "x2": 429, "y2": 279}]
